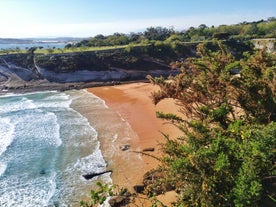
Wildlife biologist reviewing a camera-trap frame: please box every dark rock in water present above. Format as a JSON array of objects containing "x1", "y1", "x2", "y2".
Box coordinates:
[
  {"x1": 120, "y1": 145, "x2": 130, "y2": 151},
  {"x1": 82, "y1": 170, "x2": 113, "y2": 180},
  {"x1": 53, "y1": 201, "x2": 59, "y2": 207},
  {"x1": 133, "y1": 185, "x2": 145, "y2": 193},
  {"x1": 142, "y1": 147, "x2": 155, "y2": 152},
  {"x1": 40, "y1": 169, "x2": 46, "y2": 175}
]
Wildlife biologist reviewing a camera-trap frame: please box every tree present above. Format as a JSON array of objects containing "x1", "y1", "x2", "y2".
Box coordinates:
[
  {"x1": 65, "y1": 43, "x2": 72, "y2": 49},
  {"x1": 147, "y1": 41, "x2": 276, "y2": 206},
  {"x1": 198, "y1": 24, "x2": 208, "y2": 30},
  {"x1": 144, "y1": 26, "x2": 174, "y2": 41},
  {"x1": 105, "y1": 33, "x2": 130, "y2": 46},
  {"x1": 238, "y1": 49, "x2": 276, "y2": 123},
  {"x1": 27, "y1": 47, "x2": 37, "y2": 54},
  {"x1": 267, "y1": 17, "x2": 276, "y2": 22},
  {"x1": 213, "y1": 32, "x2": 231, "y2": 40},
  {"x1": 94, "y1": 34, "x2": 105, "y2": 40},
  {"x1": 129, "y1": 32, "x2": 142, "y2": 43}
]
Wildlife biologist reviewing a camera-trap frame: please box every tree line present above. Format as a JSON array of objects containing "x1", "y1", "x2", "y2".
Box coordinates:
[{"x1": 67, "y1": 17, "x2": 276, "y2": 49}]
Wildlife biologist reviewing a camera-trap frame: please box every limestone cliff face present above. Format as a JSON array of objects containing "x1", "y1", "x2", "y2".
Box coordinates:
[{"x1": 35, "y1": 65, "x2": 174, "y2": 83}]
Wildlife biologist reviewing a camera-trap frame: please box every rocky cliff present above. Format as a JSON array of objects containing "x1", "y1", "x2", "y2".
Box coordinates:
[{"x1": 0, "y1": 49, "x2": 178, "y2": 92}]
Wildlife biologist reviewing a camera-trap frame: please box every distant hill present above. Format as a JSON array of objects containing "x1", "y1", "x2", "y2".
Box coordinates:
[{"x1": 0, "y1": 38, "x2": 33, "y2": 44}]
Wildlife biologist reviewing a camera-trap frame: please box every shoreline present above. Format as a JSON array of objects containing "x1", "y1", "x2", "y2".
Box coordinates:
[
  {"x1": 0, "y1": 79, "x2": 150, "y2": 96},
  {"x1": 87, "y1": 82, "x2": 182, "y2": 190}
]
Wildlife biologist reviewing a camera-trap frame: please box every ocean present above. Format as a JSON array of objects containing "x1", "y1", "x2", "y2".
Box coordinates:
[
  {"x1": 0, "y1": 90, "x2": 117, "y2": 206},
  {"x1": 0, "y1": 43, "x2": 67, "y2": 50}
]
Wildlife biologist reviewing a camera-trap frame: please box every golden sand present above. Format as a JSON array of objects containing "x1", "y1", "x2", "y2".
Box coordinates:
[{"x1": 88, "y1": 83, "x2": 182, "y2": 189}]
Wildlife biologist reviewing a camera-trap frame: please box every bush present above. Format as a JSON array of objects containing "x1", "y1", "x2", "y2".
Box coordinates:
[{"x1": 148, "y1": 41, "x2": 276, "y2": 206}]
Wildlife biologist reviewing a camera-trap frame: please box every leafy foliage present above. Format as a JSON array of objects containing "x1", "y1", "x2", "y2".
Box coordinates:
[
  {"x1": 148, "y1": 41, "x2": 276, "y2": 206},
  {"x1": 80, "y1": 182, "x2": 114, "y2": 207}
]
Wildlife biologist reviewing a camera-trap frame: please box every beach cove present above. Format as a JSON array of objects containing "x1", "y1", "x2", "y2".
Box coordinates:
[{"x1": 0, "y1": 82, "x2": 180, "y2": 206}]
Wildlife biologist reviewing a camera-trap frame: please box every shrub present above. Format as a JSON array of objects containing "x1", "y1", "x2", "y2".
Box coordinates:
[{"x1": 148, "y1": 41, "x2": 276, "y2": 206}]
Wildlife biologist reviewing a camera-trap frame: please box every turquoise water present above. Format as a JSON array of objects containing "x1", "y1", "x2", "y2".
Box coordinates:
[{"x1": 0, "y1": 90, "x2": 111, "y2": 206}]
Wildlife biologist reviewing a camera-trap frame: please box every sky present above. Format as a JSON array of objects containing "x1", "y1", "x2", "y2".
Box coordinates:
[{"x1": 0, "y1": 0, "x2": 275, "y2": 38}]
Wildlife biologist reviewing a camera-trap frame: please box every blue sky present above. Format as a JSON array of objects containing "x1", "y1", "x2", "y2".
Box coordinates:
[{"x1": 0, "y1": 0, "x2": 275, "y2": 38}]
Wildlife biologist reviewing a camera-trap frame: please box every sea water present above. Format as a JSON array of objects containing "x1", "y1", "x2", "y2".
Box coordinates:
[
  {"x1": 0, "y1": 90, "x2": 111, "y2": 206},
  {"x1": 0, "y1": 43, "x2": 67, "y2": 50}
]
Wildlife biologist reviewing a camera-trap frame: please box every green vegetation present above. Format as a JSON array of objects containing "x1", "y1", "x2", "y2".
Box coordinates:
[
  {"x1": 79, "y1": 41, "x2": 275, "y2": 207},
  {"x1": 70, "y1": 17, "x2": 275, "y2": 49},
  {"x1": 80, "y1": 182, "x2": 116, "y2": 207},
  {"x1": 0, "y1": 45, "x2": 137, "y2": 55},
  {"x1": 147, "y1": 41, "x2": 276, "y2": 206},
  {"x1": 35, "y1": 44, "x2": 134, "y2": 54}
]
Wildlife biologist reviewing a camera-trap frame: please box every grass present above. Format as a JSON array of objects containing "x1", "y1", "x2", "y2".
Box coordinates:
[
  {"x1": 0, "y1": 43, "x2": 148, "y2": 56},
  {"x1": 0, "y1": 40, "x2": 215, "y2": 56},
  {"x1": 35, "y1": 44, "x2": 130, "y2": 54}
]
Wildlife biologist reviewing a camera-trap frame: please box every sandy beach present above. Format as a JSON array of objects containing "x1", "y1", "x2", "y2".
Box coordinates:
[{"x1": 88, "y1": 82, "x2": 182, "y2": 191}]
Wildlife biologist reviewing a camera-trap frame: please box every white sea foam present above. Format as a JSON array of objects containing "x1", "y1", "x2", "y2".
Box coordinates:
[
  {"x1": 12, "y1": 111, "x2": 62, "y2": 147},
  {"x1": 84, "y1": 89, "x2": 109, "y2": 108},
  {"x1": 0, "y1": 90, "x2": 58, "y2": 98},
  {"x1": 0, "y1": 90, "x2": 112, "y2": 205},
  {"x1": 47, "y1": 112, "x2": 62, "y2": 147},
  {"x1": 44, "y1": 93, "x2": 70, "y2": 101},
  {"x1": 0, "y1": 97, "x2": 36, "y2": 114},
  {"x1": 0, "y1": 91, "x2": 71, "y2": 112},
  {"x1": 0, "y1": 172, "x2": 56, "y2": 207},
  {"x1": 0, "y1": 117, "x2": 15, "y2": 156},
  {"x1": 74, "y1": 143, "x2": 107, "y2": 175},
  {"x1": 34, "y1": 93, "x2": 72, "y2": 109},
  {"x1": 0, "y1": 163, "x2": 7, "y2": 176},
  {"x1": 58, "y1": 106, "x2": 98, "y2": 147}
]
